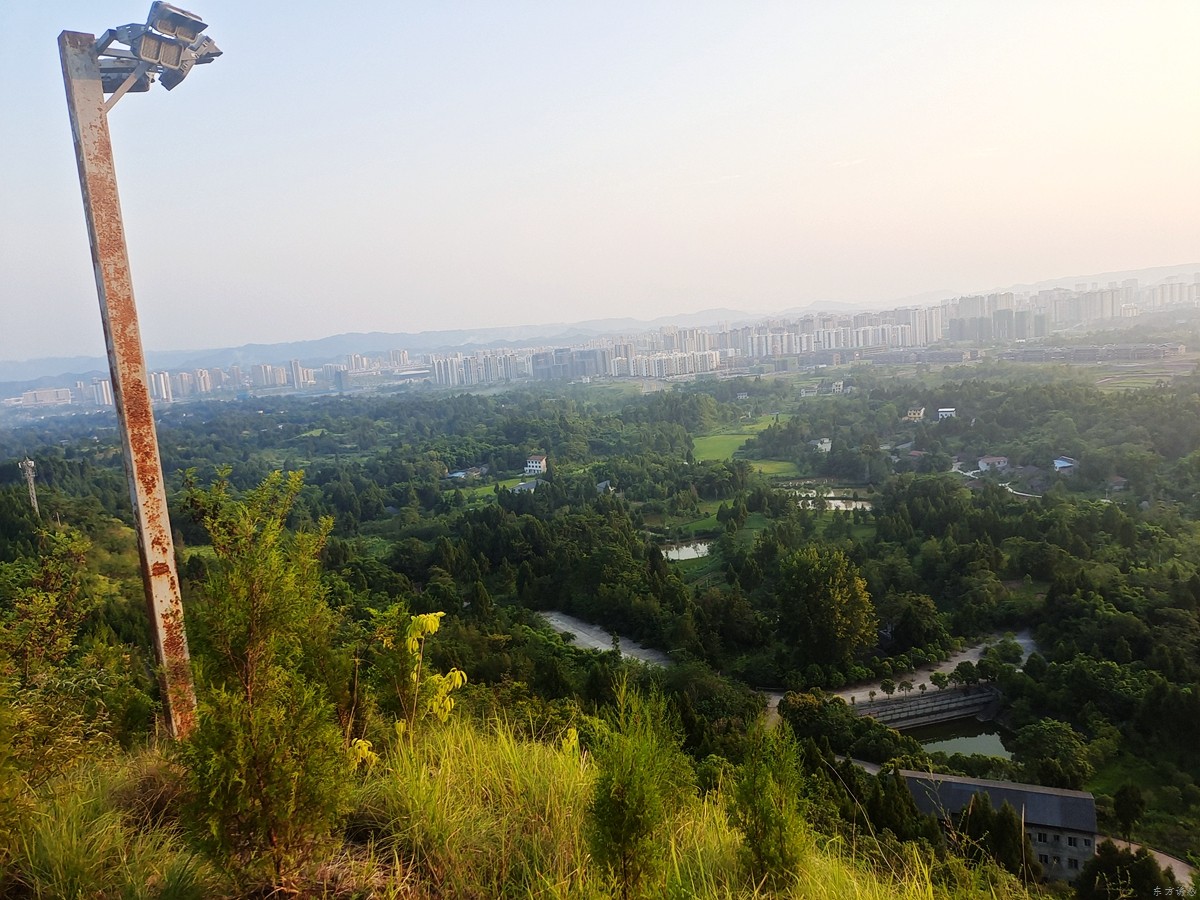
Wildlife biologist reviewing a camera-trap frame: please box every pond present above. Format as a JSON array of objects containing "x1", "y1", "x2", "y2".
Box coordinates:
[
  {"x1": 790, "y1": 489, "x2": 874, "y2": 511},
  {"x1": 664, "y1": 541, "x2": 711, "y2": 561},
  {"x1": 907, "y1": 719, "x2": 1013, "y2": 760},
  {"x1": 826, "y1": 498, "x2": 873, "y2": 511}
]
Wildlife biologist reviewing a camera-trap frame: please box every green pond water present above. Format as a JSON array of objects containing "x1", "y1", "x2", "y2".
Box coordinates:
[{"x1": 906, "y1": 719, "x2": 1012, "y2": 759}]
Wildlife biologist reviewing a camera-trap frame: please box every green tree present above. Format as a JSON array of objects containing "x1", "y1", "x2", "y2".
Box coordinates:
[
  {"x1": 991, "y1": 799, "x2": 1040, "y2": 881},
  {"x1": 0, "y1": 529, "x2": 146, "y2": 787},
  {"x1": 882, "y1": 591, "x2": 948, "y2": 653},
  {"x1": 0, "y1": 530, "x2": 94, "y2": 682},
  {"x1": 777, "y1": 546, "x2": 877, "y2": 672},
  {"x1": 370, "y1": 607, "x2": 467, "y2": 741},
  {"x1": 179, "y1": 470, "x2": 350, "y2": 886},
  {"x1": 1076, "y1": 839, "x2": 1177, "y2": 899},
  {"x1": 588, "y1": 677, "x2": 694, "y2": 899},
  {"x1": 1011, "y1": 719, "x2": 1093, "y2": 790},
  {"x1": 953, "y1": 660, "x2": 979, "y2": 687},
  {"x1": 956, "y1": 793, "x2": 1040, "y2": 881},
  {"x1": 1112, "y1": 784, "x2": 1146, "y2": 843},
  {"x1": 727, "y1": 723, "x2": 806, "y2": 886}
]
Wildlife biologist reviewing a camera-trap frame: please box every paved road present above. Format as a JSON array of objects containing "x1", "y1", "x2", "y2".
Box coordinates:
[
  {"x1": 834, "y1": 629, "x2": 1037, "y2": 702},
  {"x1": 952, "y1": 461, "x2": 1041, "y2": 499},
  {"x1": 1103, "y1": 838, "x2": 1197, "y2": 884},
  {"x1": 767, "y1": 629, "x2": 1038, "y2": 714},
  {"x1": 540, "y1": 611, "x2": 1040, "y2": 723},
  {"x1": 540, "y1": 610, "x2": 672, "y2": 667}
]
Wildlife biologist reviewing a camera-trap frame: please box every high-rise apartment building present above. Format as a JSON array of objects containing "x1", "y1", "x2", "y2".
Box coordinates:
[
  {"x1": 148, "y1": 371, "x2": 173, "y2": 402},
  {"x1": 91, "y1": 378, "x2": 114, "y2": 406}
]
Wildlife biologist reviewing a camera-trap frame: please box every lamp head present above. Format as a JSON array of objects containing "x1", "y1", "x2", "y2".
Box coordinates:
[
  {"x1": 146, "y1": 2, "x2": 208, "y2": 43},
  {"x1": 96, "y1": 3, "x2": 219, "y2": 93},
  {"x1": 159, "y1": 35, "x2": 221, "y2": 90},
  {"x1": 129, "y1": 29, "x2": 187, "y2": 69}
]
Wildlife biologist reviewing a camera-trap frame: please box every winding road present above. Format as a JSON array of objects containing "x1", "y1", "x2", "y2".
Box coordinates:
[
  {"x1": 768, "y1": 629, "x2": 1038, "y2": 714},
  {"x1": 539, "y1": 610, "x2": 672, "y2": 666}
]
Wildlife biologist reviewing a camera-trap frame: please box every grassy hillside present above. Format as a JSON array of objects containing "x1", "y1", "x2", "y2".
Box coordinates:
[{"x1": 3, "y1": 718, "x2": 1033, "y2": 899}]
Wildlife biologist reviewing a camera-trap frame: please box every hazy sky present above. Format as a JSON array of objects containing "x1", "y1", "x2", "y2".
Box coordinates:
[{"x1": 2, "y1": 1, "x2": 1198, "y2": 362}]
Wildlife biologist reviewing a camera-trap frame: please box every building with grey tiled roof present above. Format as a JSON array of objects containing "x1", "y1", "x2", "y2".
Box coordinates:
[{"x1": 900, "y1": 770, "x2": 1097, "y2": 882}]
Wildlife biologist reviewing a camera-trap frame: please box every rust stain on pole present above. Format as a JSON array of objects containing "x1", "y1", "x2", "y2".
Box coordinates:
[{"x1": 59, "y1": 31, "x2": 197, "y2": 739}]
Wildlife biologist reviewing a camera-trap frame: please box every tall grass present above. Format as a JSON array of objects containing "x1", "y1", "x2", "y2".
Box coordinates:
[
  {"x1": 8, "y1": 760, "x2": 209, "y2": 900},
  {"x1": 352, "y1": 719, "x2": 593, "y2": 899},
  {"x1": 2, "y1": 721, "x2": 1033, "y2": 899},
  {"x1": 347, "y1": 718, "x2": 1026, "y2": 900}
]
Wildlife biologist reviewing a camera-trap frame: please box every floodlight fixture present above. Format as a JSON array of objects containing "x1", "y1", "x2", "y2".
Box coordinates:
[
  {"x1": 147, "y1": 2, "x2": 208, "y2": 43},
  {"x1": 189, "y1": 34, "x2": 221, "y2": 65},
  {"x1": 130, "y1": 29, "x2": 187, "y2": 69},
  {"x1": 159, "y1": 34, "x2": 221, "y2": 90},
  {"x1": 94, "y1": 3, "x2": 218, "y2": 95}
]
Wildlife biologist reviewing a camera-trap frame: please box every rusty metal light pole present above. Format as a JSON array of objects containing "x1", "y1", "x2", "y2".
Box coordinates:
[
  {"x1": 18, "y1": 458, "x2": 40, "y2": 520},
  {"x1": 59, "y1": 5, "x2": 221, "y2": 739}
]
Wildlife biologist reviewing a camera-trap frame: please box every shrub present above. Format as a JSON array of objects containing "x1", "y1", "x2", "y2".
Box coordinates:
[
  {"x1": 178, "y1": 471, "x2": 351, "y2": 886},
  {"x1": 180, "y1": 671, "x2": 348, "y2": 883},
  {"x1": 725, "y1": 722, "x2": 807, "y2": 886},
  {"x1": 0, "y1": 677, "x2": 24, "y2": 879},
  {"x1": 587, "y1": 677, "x2": 695, "y2": 899}
]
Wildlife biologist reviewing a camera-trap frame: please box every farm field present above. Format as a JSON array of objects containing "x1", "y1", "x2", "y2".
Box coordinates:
[
  {"x1": 693, "y1": 414, "x2": 796, "y2": 475},
  {"x1": 1092, "y1": 362, "x2": 1189, "y2": 391},
  {"x1": 752, "y1": 458, "x2": 801, "y2": 476},
  {"x1": 692, "y1": 432, "x2": 751, "y2": 461}
]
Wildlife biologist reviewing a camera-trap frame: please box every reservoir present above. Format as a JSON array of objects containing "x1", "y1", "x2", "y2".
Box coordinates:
[{"x1": 907, "y1": 719, "x2": 1012, "y2": 760}]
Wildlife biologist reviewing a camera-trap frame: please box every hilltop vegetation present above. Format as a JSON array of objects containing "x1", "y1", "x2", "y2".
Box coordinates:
[
  {"x1": 0, "y1": 479, "x2": 1028, "y2": 898},
  {"x1": 2, "y1": 362, "x2": 1199, "y2": 894}
]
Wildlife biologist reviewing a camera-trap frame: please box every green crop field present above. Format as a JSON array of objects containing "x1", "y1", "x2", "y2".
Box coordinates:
[
  {"x1": 694, "y1": 416, "x2": 795, "y2": 476},
  {"x1": 751, "y1": 459, "x2": 800, "y2": 476},
  {"x1": 679, "y1": 511, "x2": 720, "y2": 535},
  {"x1": 692, "y1": 433, "x2": 751, "y2": 461},
  {"x1": 464, "y1": 477, "x2": 523, "y2": 499}
]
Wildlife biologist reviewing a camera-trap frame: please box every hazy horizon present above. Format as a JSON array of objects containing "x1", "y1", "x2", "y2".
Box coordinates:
[{"x1": 3, "y1": 1, "x2": 1198, "y2": 361}]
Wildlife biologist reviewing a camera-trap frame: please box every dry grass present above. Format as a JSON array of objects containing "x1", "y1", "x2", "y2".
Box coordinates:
[
  {"x1": 1, "y1": 723, "x2": 1034, "y2": 899},
  {"x1": 346, "y1": 719, "x2": 1029, "y2": 900}
]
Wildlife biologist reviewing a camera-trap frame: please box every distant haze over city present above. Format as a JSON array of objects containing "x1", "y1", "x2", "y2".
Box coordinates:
[
  {"x1": 2, "y1": 262, "x2": 1197, "y2": 395},
  {"x1": 3, "y1": 4, "x2": 1197, "y2": 363}
]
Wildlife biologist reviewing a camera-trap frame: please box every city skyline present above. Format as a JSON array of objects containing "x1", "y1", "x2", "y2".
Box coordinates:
[
  {"x1": 6, "y1": 271, "x2": 1197, "y2": 409},
  {"x1": 2, "y1": 2, "x2": 1198, "y2": 361}
]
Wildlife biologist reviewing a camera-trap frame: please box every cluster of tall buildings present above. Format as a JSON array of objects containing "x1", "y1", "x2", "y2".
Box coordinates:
[
  {"x1": 147, "y1": 365, "x2": 250, "y2": 402},
  {"x1": 420, "y1": 306, "x2": 938, "y2": 385},
  {"x1": 1, "y1": 380, "x2": 114, "y2": 409},
  {"x1": 7, "y1": 274, "x2": 1200, "y2": 409},
  {"x1": 946, "y1": 277, "x2": 1200, "y2": 343}
]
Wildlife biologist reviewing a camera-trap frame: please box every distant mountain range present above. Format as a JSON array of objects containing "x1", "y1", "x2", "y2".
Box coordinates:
[
  {"x1": 999, "y1": 262, "x2": 1199, "y2": 294},
  {"x1": 2, "y1": 263, "x2": 1196, "y2": 391},
  {"x1": 0, "y1": 307, "x2": 780, "y2": 389},
  {"x1": 0, "y1": 309, "x2": 736, "y2": 387}
]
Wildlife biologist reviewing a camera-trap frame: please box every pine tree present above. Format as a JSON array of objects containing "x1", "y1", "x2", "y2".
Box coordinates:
[{"x1": 179, "y1": 470, "x2": 350, "y2": 886}]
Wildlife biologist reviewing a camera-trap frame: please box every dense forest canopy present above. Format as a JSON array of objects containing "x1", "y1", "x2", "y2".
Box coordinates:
[{"x1": 1, "y1": 362, "x2": 1198, "y2": 895}]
